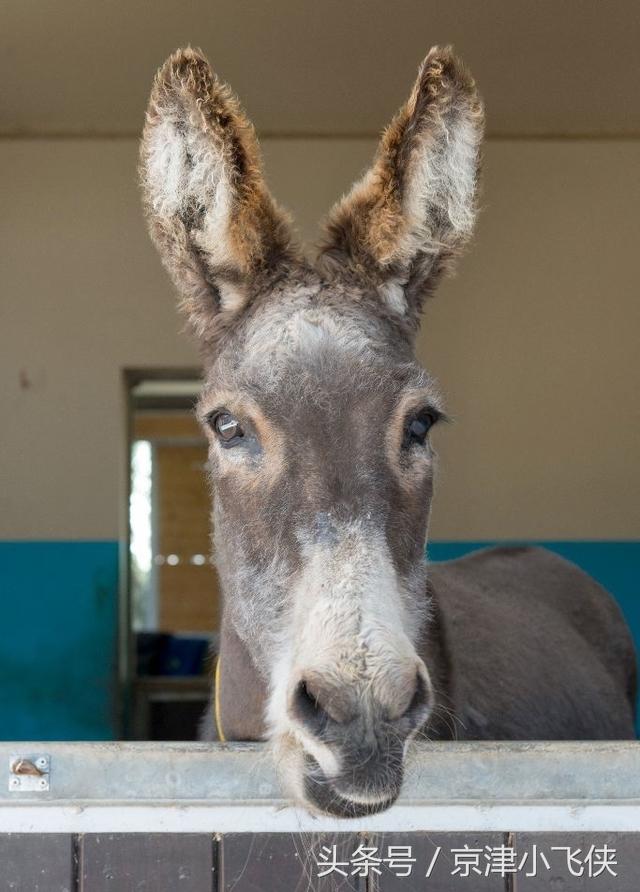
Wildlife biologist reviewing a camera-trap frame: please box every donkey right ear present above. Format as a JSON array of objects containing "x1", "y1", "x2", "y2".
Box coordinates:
[
  {"x1": 317, "y1": 46, "x2": 484, "y2": 330},
  {"x1": 140, "y1": 48, "x2": 299, "y2": 347}
]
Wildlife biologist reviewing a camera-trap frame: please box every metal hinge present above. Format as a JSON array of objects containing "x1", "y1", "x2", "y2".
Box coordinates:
[{"x1": 8, "y1": 754, "x2": 50, "y2": 792}]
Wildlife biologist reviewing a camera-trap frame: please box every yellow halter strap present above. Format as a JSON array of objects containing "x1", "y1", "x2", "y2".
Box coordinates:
[{"x1": 214, "y1": 654, "x2": 226, "y2": 742}]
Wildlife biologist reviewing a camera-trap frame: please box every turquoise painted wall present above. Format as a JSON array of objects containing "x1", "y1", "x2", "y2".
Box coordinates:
[
  {"x1": 0, "y1": 542, "x2": 119, "y2": 740},
  {"x1": 0, "y1": 540, "x2": 637, "y2": 740}
]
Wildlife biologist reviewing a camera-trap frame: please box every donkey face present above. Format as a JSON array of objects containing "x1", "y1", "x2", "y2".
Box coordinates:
[{"x1": 140, "y1": 47, "x2": 483, "y2": 816}]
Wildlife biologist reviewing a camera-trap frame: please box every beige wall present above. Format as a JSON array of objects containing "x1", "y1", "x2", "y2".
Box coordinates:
[{"x1": 1, "y1": 137, "x2": 638, "y2": 540}]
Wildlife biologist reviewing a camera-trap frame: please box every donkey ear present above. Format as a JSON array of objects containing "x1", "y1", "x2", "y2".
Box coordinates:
[
  {"x1": 140, "y1": 48, "x2": 299, "y2": 345},
  {"x1": 317, "y1": 46, "x2": 484, "y2": 327}
]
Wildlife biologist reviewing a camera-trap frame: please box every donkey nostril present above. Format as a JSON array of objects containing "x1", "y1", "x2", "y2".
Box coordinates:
[
  {"x1": 291, "y1": 676, "x2": 355, "y2": 731},
  {"x1": 408, "y1": 672, "x2": 426, "y2": 712},
  {"x1": 400, "y1": 669, "x2": 432, "y2": 729},
  {"x1": 300, "y1": 679, "x2": 323, "y2": 714},
  {"x1": 292, "y1": 679, "x2": 331, "y2": 733}
]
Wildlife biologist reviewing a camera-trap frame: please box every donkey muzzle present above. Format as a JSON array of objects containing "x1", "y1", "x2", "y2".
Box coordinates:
[{"x1": 288, "y1": 660, "x2": 433, "y2": 814}]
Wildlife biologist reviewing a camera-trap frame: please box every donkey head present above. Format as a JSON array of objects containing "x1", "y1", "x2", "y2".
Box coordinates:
[{"x1": 140, "y1": 47, "x2": 483, "y2": 816}]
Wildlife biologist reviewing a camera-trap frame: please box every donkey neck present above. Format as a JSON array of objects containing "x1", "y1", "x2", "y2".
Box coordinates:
[{"x1": 417, "y1": 579, "x2": 457, "y2": 740}]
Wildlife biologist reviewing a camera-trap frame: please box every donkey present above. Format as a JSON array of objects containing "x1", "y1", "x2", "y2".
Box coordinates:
[{"x1": 140, "y1": 46, "x2": 636, "y2": 817}]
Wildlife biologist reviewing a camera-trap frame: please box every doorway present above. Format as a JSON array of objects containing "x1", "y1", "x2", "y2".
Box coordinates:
[{"x1": 125, "y1": 371, "x2": 220, "y2": 739}]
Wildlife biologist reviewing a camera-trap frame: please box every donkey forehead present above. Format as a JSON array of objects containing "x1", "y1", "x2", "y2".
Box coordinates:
[
  {"x1": 238, "y1": 282, "x2": 408, "y2": 368},
  {"x1": 201, "y1": 288, "x2": 443, "y2": 414}
]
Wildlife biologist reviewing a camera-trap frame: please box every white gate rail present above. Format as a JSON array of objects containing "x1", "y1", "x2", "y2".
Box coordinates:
[{"x1": 2, "y1": 741, "x2": 639, "y2": 833}]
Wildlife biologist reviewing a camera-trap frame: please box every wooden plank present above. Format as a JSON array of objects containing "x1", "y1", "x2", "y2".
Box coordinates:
[
  {"x1": 514, "y1": 832, "x2": 640, "y2": 890},
  {"x1": 370, "y1": 832, "x2": 507, "y2": 891},
  {"x1": 0, "y1": 834, "x2": 75, "y2": 892},
  {"x1": 79, "y1": 834, "x2": 215, "y2": 891},
  {"x1": 133, "y1": 413, "x2": 202, "y2": 440},
  {"x1": 220, "y1": 833, "x2": 366, "y2": 892},
  {"x1": 154, "y1": 442, "x2": 221, "y2": 633}
]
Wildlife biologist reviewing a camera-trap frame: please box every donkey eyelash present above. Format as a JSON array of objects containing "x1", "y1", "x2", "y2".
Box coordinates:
[
  {"x1": 205, "y1": 408, "x2": 225, "y2": 426},
  {"x1": 406, "y1": 406, "x2": 449, "y2": 427},
  {"x1": 204, "y1": 407, "x2": 237, "y2": 426}
]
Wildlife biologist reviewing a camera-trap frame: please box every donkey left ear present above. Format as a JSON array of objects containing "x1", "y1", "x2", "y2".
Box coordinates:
[
  {"x1": 317, "y1": 46, "x2": 484, "y2": 328},
  {"x1": 140, "y1": 48, "x2": 300, "y2": 347}
]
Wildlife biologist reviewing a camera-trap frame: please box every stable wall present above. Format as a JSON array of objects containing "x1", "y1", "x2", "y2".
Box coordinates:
[
  {"x1": 1, "y1": 136, "x2": 638, "y2": 737},
  {"x1": 2, "y1": 137, "x2": 639, "y2": 541}
]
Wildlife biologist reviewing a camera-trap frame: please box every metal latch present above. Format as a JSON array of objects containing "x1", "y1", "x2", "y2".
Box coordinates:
[{"x1": 8, "y1": 755, "x2": 50, "y2": 792}]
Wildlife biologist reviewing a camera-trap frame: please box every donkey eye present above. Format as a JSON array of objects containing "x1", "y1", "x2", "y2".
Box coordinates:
[
  {"x1": 404, "y1": 410, "x2": 437, "y2": 447},
  {"x1": 211, "y1": 411, "x2": 244, "y2": 445}
]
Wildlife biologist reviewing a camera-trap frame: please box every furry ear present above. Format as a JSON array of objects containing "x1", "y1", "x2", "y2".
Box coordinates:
[
  {"x1": 140, "y1": 48, "x2": 300, "y2": 346},
  {"x1": 317, "y1": 46, "x2": 484, "y2": 328}
]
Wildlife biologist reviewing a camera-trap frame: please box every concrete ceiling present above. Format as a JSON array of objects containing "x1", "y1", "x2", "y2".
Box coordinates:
[{"x1": 2, "y1": 0, "x2": 639, "y2": 137}]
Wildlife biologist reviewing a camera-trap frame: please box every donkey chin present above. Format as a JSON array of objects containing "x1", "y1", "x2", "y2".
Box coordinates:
[{"x1": 266, "y1": 624, "x2": 434, "y2": 817}]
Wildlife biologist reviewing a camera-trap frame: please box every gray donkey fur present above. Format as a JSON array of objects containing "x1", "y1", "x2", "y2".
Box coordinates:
[{"x1": 141, "y1": 46, "x2": 636, "y2": 817}]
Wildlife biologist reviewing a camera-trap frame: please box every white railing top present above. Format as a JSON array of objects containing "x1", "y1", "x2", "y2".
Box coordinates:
[{"x1": 2, "y1": 741, "x2": 639, "y2": 833}]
